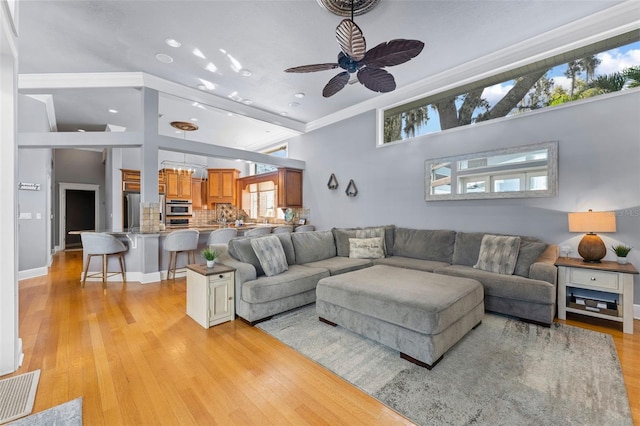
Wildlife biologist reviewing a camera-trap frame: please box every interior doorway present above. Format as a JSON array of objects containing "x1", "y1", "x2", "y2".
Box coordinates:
[{"x1": 59, "y1": 183, "x2": 100, "y2": 251}]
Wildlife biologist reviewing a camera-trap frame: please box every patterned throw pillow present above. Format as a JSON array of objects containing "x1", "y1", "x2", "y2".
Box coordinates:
[
  {"x1": 356, "y1": 227, "x2": 387, "y2": 255},
  {"x1": 474, "y1": 234, "x2": 521, "y2": 275},
  {"x1": 349, "y1": 237, "x2": 385, "y2": 259},
  {"x1": 250, "y1": 235, "x2": 289, "y2": 277}
]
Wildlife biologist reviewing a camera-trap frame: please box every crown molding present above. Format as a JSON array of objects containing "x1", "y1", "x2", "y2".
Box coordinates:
[{"x1": 306, "y1": 1, "x2": 640, "y2": 133}]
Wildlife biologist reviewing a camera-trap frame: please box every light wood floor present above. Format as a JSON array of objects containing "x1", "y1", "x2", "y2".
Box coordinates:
[{"x1": 9, "y1": 251, "x2": 640, "y2": 425}]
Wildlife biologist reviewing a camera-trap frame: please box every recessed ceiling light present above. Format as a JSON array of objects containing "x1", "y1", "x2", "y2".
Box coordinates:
[
  {"x1": 205, "y1": 62, "x2": 218, "y2": 73},
  {"x1": 77, "y1": 128, "x2": 86, "y2": 132},
  {"x1": 192, "y1": 48, "x2": 206, "y2": 59},
  {"x1": 242, "y1": 99, "x2": 253, "y2": 105},
  {"x1": 288, "y1": 102, "x2": 300, "y2": 108},
  {"x1": 294, "y1": 92, "x2": 305, "y2": 98},
  {"x1": 108, "y1": 108, "x2": 118, "y2": 114},
  {"x1": 279, "y1": 112, "x2": 288, "y2": 116},
  {"x1": 165, "y1": 38, "x2": 181, "y2": 48},
  {"x1": 190, "y1": 117, "x2": 198, "y2": 122},
  {"x1": 155, "y1": 53, "x2": 174, "y2": 64},
  {"x1": 227, "y1": 113, "x2": 234, "y2": 117},
  {"x1": 198, "y1": 78, "x2": 215, "y2": 90},
  {"x1": 239, "y1": 69, "x2": 252, "y2": 77}
]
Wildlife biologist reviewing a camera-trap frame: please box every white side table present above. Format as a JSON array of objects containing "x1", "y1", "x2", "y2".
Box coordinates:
[
  {"x1": 556, "y1": 257, "x2": 637, "y2": 334},
  {"x1": 186, "y1": 263, "x2": 236, "y2": 328}
]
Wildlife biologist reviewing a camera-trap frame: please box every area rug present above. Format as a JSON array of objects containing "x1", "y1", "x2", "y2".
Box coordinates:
[
  {"x1": 7, "y1": 397, "x2": 82, "y2": 426},
  {"x1": 0, "y1": 370, "x2": 40, "y2": 424},
  {"x1": 257, "y1": 305, "x2": 632, "y2": 426}
]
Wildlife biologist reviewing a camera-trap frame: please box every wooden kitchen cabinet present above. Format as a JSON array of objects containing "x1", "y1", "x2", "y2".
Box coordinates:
[
  {"x1": 208, "y1": 169, "x2": 239, "y2": 206},
  {"x1": 191, "y1": 179, "x2": 208, "y2": 210},
  {"x1": 121, "y1": 169, "x2": 166, "y2": 193},
  {"x1": 164, "y1": 169, "x2": 192, "y2": 200},
  {"x1": 277, "y1": 168, "x2": 303, "y2": 208}
]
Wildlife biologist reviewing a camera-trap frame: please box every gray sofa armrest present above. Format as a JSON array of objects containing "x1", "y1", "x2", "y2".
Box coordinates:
[
  {"x1": 529, "y1": 244, "x2": 559, "y2": 285},
  {"x1": 217, "y1": 252, "x2": 257, "y2": 305}
]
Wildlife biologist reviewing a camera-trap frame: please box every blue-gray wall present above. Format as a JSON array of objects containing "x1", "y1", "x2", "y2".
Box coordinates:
[{"x1": 288, "y1": 90, "x2": 640, "y2": 303}]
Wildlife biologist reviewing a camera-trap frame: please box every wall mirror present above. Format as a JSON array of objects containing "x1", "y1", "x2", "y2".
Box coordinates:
[{"x1": 425, "y1": 141, "x2": 558, "y2": 201}]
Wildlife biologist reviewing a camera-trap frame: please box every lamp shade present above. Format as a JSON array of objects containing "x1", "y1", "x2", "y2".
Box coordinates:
[{"x1": 568, "y1": 210, "x2": 616, "y2": 233}]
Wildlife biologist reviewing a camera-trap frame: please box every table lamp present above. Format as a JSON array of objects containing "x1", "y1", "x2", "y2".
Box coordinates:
[{"x1": 568, "y1": 209, "x2": 616, "y2": 263}]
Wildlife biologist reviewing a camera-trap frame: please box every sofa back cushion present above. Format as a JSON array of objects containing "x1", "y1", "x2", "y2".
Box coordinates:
[
  {"x1": 332, "y1": 228, "x2": 359, "y2": 257},
  {"x1": 513, "y1": 240, "x2": 548, "y2": 277},
  {"x1": 452, "y1": 232, "x2": 485, "y2": 266},
  {"x1": 392, "y1": 228, "x2": 456, "y2": 263},
  {"x1": 292, "y1": 230, "x2": 337, "y2": 264},
  {"x1": 228, "y1": 237, "x2": 265, "y2": 276}
]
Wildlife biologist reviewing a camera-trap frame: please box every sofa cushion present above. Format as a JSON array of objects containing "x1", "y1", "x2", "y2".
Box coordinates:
[
  {"x1": 349, "y1": 237, "x2": 385, "y2": 259},
  {"x1": 435, "y1": 265, "x2": 556, "y2": 304},
  {"x1": 303, "y1": 256, "x2": 372, "y2": 275},
  {"x1": 273, "y1": 232, "x2": 296, "y2": 265},
  {"x1": 365, "y1": 225, "x2": 395, "y2": 256},
  {"x1": 372, "y1": 256, "x2": 450, "y2": 272},
  {"x1": 452, "y1": 232, "x2": 486, "y2": 267},
  {"x1": 393, "y1": 228, "x2": 456, "y2": 263},
  {"x1": 356, "y1": 228, "x2": 387, "y2": 255},
  {"x1": 228, "y1": 237, "x2": 265, "y2": 276},
  {"x1": 242, "y1": 264, "x2": 330, "y2": 304},
  {"x1": 250, "y1": 235, "x2": 288, "y2": 277},
  {"x1": 292, "y1": 230, "x2": 336, "y2": 264},
  {"x1": 474, "y1": 235, "x2": 521, "y2": 275},
  {"x1": 332, "y1": 228, "x2": 359, "y2": 257},
  {"x1": 514, "y1": 240, "x2": 548, "y2": 278}
]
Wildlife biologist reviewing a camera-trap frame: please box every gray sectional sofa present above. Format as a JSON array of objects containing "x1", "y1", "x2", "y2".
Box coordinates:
[{"x1": 216, "y1": 226, "x2": 559, "y2": 326}]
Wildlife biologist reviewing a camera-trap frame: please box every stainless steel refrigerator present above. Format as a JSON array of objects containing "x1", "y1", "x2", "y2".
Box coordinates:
[{"x1": 125, "y1": 193, "x2": 165, "y2": 230}]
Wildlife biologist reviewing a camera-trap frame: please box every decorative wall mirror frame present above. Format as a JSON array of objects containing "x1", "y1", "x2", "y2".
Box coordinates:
[{"x1": 425, "y1": 141, "x2": 558, "y2": 201}]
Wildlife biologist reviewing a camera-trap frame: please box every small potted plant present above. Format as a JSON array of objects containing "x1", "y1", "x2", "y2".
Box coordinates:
[
  {"x1": 202, "y1": 247, "x2": 219, "y2": 268},
  {"x1": 611, "y1": 244, "x2": 632, "y2": 264}
]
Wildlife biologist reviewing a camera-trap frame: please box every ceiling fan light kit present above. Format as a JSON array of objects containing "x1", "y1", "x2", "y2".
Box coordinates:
[
  {"x1": 286, "y1": 1, "x2": 424, "y2": 97},
  {"x1": 170, "y1": 121, "x2": 199, "y2": 131}
]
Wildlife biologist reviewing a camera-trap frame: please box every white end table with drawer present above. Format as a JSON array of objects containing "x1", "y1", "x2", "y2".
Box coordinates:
[
  {"x1": 186, "y1": 263, "x2": 236, "y2": 328},
  {"x1": 556, "y1": 257, "x2": 638, "y2": 334}
]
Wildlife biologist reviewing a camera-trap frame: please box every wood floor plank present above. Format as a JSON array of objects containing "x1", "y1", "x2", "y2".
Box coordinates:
[{"x1": 7, "y1": 250, "x2": 639, "y2": 425}]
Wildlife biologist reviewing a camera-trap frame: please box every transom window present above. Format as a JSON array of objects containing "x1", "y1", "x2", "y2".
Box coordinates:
[{"x1": 382, "y1": 34, "x2": 640, "y2": 145}]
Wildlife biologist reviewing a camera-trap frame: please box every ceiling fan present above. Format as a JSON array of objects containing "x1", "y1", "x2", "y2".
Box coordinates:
[{"x1": 285, "y1": 3, "x2": 424, "y2": 98}]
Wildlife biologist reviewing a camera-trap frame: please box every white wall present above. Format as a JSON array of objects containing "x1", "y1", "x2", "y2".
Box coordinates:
[
  {"x1": 0, "y1": 0, "x2": 21, "y2": 375},
  {"x1": 18, "y1": 95, "x2": 52, "y2": 277},
  {"x1": 288, "y1": 90, "x2": 640, "y2": 303}
]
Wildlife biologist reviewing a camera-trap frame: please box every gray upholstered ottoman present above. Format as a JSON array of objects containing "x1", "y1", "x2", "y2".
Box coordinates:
[{"x1": 316, "y1": 265, "x2": 484, "y2": 369}]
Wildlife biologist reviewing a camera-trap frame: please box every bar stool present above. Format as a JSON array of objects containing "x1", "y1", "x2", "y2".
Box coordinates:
[
  {"x1": 272, "y1": 225, "x2": 293, "y2": 234},
  {"x1": 244, "y1": 227, "x2": 272, "y2": 237},
  {"x1": 164, "y1": 229, "x2": 200, "y2": 280},
  {"x1": 207, "y1": 228, "x2": 237, "y2": 246},
  {"x1": 80, "y1": 232, "x2": 127, "y2": 293}
]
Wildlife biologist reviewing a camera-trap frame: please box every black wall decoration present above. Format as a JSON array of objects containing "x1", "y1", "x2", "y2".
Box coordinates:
[{"x1": 345, "y1": 179, "x2": 358, "y2": 197}]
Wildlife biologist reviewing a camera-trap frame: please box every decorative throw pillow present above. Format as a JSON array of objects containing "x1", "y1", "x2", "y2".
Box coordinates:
[
  {"x1": 349, "y1": 237, "x2": 385, "y2": 259},
  {"x1": 474, "y1": 234, "x2": 521, "y2": 275},
  {"x1": 356, "y1": 227, "x2": 387, "y2": 255},
  {"x1": 250, "y1": 235, "x2": 289, "y2": 277}
]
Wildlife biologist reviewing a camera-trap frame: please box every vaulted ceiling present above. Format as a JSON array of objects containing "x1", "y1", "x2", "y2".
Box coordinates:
[{"x1": 17, "y1": 1, "x2": 623, "y2": 150}]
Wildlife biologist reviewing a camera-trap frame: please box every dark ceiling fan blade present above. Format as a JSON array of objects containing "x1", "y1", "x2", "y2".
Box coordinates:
[
  {"x1": 357, "y1": 67, "x2": 396, "y2": 93},
  {"x1": 322, "y1": 71, "x2": 350, "y2": 97},
  {"x1": 336, "y1": 19, "x2": 366, "y2": 61},
  {"x1": 285, "y1": 63, "x2": 339, "y2": 73},
  {"x1": 363, "y1": 39, "x2": 425, "y2": 69}
]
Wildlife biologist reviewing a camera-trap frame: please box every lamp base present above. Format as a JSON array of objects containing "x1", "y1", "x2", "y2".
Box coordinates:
[{"x1": 577, "y1": 233, "x2": 606, "y2": 263}]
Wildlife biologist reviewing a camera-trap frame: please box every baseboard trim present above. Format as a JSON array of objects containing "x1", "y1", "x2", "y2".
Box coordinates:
[{"x1": 18, "y1": 267, "x2": 49, "y2": 281}]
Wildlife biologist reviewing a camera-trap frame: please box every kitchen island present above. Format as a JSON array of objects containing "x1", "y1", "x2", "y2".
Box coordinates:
[{"x1": 76, "y1": 224, "x2": 274, "y2": 283}]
